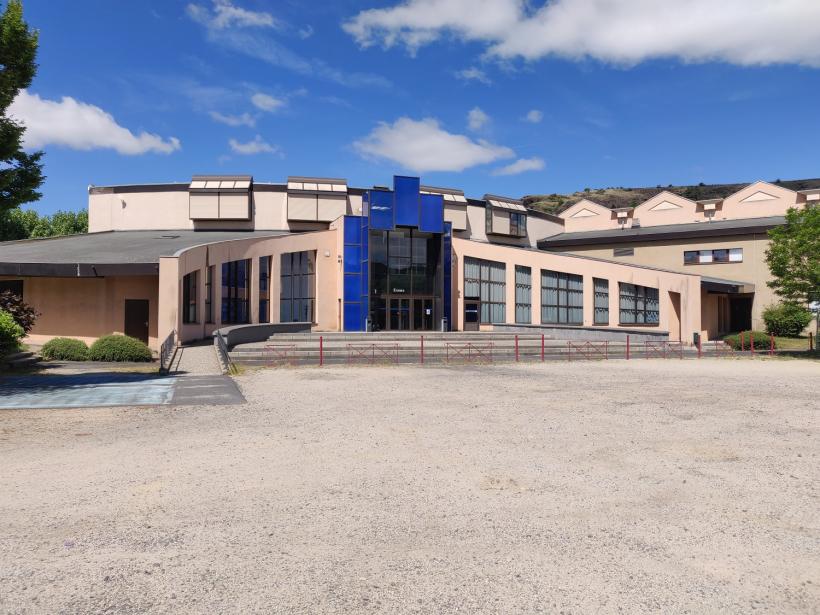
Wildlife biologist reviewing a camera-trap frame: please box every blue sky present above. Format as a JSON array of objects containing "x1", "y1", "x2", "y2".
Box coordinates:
[{"x1": 11, "y1": 0, "x2": 820, "y2": 215}]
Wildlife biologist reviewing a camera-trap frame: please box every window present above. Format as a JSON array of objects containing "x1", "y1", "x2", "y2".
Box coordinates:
[
  {"x1": 485, "y1": 206, "x2": 493, "y2": 235},
  {"x1": 221, "y1": 259, "x2": 250, "y2": 324},
  {"x1": 0, "y1": 280, "x2": 23, "y2": 297},
  {"x1": 205, "y1": 266, "x2": 214, "y2": 323},
  {"x1": 541, "y1": 270, "x2": 583, "y2": 325},
  {"x1": 684, "y1": 248, "x2": 742, "y2": 265},
  {"x1": 593, "y1": 278, "x2": 609, "y2": 325},
  {"x1": 510, "y1": 212, "x2": 527, "y2": 237},
  {"x1": 464, "y1": 257, "x2": 506, "y2": 323},
  {"x1": 619, "y1": 283, "x2": 659, "y2": 325},
  {"x1": 515, "y1": 265, "x2": 531, "y2": 324},
  {"x1": 613, "y1": 247, "x2": 634, "y2": 257},
  {"x1": 182, "y1": 271, "x2": 198, "y2": 324},
  {"x1": 259, "y1": 256, "x2": 271, "y2": 324},
  {"x1": 281, "y1": 251, "x2": 316, "y2": 323}
]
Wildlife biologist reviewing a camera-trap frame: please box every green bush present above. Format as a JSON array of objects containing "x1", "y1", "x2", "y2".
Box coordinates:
[
  {"x1": 762, "y1": 302, "x2": 813, "y2": 337},
  {"x1": 0, "y1": 309, "x2": 25, "y2": 353},
  {"x1": 723, "y1": 330, "x2": 773, "y2": 351},
  {"x1": 88, "y1": 334, "x2": 153, "y2": 362},
  {"x1": 41, "y1": 337, "x2": 89, "y2": 361}
]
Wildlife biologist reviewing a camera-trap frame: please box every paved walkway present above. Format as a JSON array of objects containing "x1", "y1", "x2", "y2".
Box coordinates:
[{"x1": 170, "y1": 341, "x2": 222, "y2": 375}]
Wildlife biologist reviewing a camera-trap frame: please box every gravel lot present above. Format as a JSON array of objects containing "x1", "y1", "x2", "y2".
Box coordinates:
[{"x1": 1, "y1": 358, "x2": 818, "y2": 614}]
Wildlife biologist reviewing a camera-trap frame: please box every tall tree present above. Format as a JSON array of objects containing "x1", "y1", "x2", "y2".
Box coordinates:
[
  {"x1": 766, "y1": 206, "x2": 820, "y2": 307},
  {"x1": 0, "y1": 0, "x2": 43, "y2": 213}
]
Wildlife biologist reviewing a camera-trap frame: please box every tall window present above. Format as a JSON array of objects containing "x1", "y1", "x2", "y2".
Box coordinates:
[
  {"x1": 182, "y1": 271, "x2": 198, "y2": 324},
  {"x1": 485, "y1": 207, "x2": 493, "y2": 235},
  {"x1": 281, "y1": 251, "x2": 316, "y2": 323},
  {"x1": 464, "y1": 257, "x2": 506, "y2": 323},
  {"x1": 619, "y1": 283, "x2": 659, "y2": 325},
  {"x1": 593, "y1": 278, "x2": 609, "y2": 325},
  {"x1": 515, "y1": 265, "x2": 531, "y2": 324},
  {"x1": 205, "y1": 265, "x2": 214, "y2": 323},
  {"x1": 221, "y1": 259, "x2": 250, "y2": 324},
  {"x1": 259, "y1": 256, "x2": 271, "y2": 324},
  {"x1": 510, "y1": 212, "x2": 527, "y2": 237},
  {"x1": 541, "y1": 270, "x2": 583, "y2": 325}
]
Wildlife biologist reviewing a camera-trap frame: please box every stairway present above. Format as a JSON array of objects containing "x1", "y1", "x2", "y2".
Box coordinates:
[
  {"x1": 228, "y1": 332, "x2": 727, "y2": 367},
  {"x1": 2, "y1": 350, "x2": 42, "y2": 370}
]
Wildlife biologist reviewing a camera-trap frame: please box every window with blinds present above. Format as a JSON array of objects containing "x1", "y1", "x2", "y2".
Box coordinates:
[
  {"x1": 619, "y1": 283, "x2": 659, "y2": 325},
  {"x1": 541, "y1": 270, "x2": 583, "y2": 325},
  {"x1": 464, "y1": 257, "x2": 506, "y2": 323},
  {"x1": 593, "y1": 278, "x2": 609, "y2": 325},
  {"x1": 515, "y1": 265, "x2": 532, "y2": 324}
]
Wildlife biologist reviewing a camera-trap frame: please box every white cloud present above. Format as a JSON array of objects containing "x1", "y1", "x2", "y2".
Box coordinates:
[
  {"x1": 298, "y1": 25, "x2": 314, "y2": 39},
  {"x1": 344, "y1": 0, "x2": 820, "y2": 67},
  {"x1": 209, "y1": 110, "x2": 256, "y2": 127},
  {"x1": 353, "y1": 116, "x2": 514, "y2": 172},
  {"x1": 251, "y1": 93, "x2": 285, "y2": 112},
  {"x1": 9, "y1": 90, "x2": 180, "y2": 155},
  {"x1": 524, "y1": 109, "x2": 542, "y2": 124},
  {"x1": 186, "y1": 0, "x2": 277, "y2": 30},
  {"x1": 455, "y1": 66, "x2": 491, "y2": 85},
  {"x1": 492, "y1": 156, "x2": 545, "y2": 176},
  {"x1": 188, "y1": 0, "x2": 390, "y2": 88},
  {"x1": 229, "y1": 135, "x2": 278, "y2": 155},
  {"x1": 467, "y1": 106, "x2": 489, "y2": 131}
]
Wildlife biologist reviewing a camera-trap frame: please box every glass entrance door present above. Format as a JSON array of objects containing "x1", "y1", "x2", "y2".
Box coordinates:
[
  {"x1": 389, "y1": 297, "x2": 410, "y2": 330},
  {"x1": 413, "y1": 298, "x2": 434, "y2": 330}
]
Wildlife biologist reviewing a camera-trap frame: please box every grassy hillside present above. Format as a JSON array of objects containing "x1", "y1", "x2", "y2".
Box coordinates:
[{"x1": 523, "y1": 178, "x2": 820, "y2": 215}]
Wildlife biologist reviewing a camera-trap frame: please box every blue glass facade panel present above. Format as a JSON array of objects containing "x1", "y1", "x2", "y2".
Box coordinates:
[
  {"x1": 369, "y1": 189, "x2": 394, "y2": 231},
  {"x1": 343, "y1": 245, "x2": 361, "y2": 273},
  {"x1": 342, "y1": 215, "x2": 368, "y2": 331},
  {"x1": 420, "y1": 193, "x2": 444, "y2": 233},
  {"x1": 394, "y1": 175, "x2": 420, "y2": 227}
]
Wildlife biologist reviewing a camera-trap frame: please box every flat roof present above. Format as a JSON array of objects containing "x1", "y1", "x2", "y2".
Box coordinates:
[
  {"x1": 539, "y1": 216, "x2": 785, "y2": 248},
  {"x1": 0, "y1": 230, "x2": 287, "y2": 277}
]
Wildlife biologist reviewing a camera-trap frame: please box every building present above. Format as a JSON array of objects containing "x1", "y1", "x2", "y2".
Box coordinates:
[
  {"x1": 9, "y1": 172, "x2": 800, "y2": 352},
  {"x1": 540, "y1": 181, "x2": 814, "y2": 338}
]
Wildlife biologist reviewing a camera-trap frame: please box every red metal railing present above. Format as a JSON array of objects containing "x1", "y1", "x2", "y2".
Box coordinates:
[
  {"x1": 265, "y1": 344, "x2": 297, "y2": 367},
  {"x1": 713, "y1": 340, "x2": 735, "y2": 357},
  {"x1": 566, "y1": 340, "x2": 609, "y2": 361},
  {"x1": 644, "y1": 340, "x2": 684, "y2": 359},
  {"x1": 445, "y1": 342, "x2": 494, "y2": 364},
  {"x1": 346, "y1": 343, "x2": 400, "y2": 365}
]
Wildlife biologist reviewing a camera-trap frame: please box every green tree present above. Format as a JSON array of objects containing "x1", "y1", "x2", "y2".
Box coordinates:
[
  {"x1": 0, "y1": 0, "x2": 44, "y2": 214},
  {"x1": 766, "y1": 206, "x2": 820, "y2": 306},
  {"x1": 0, "y1": 207, "x2": 87, "y2": 241}
]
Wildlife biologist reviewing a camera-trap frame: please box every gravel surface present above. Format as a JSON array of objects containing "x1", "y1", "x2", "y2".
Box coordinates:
[{"x1": 0, "y1": 358, "x2": 818, "y2": 614}]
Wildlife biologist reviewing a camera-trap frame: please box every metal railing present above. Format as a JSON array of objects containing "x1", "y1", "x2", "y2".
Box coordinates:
[
  {"x1": 214, "y1": 330, "x2": 236, "y2": 374},
  {"x1": 346, "y1": 343, "x2": 400, "y2": 365},
  {"x1": 644, "y1": 340, "x2": 684, "y2": 359},
  {"x1": 159, "y1": 329, "x2": 177, "y2": 374},
  {"x1": 567, "y1": 340, "x2": 609, "y2": 361},
  {"x1": 265, "y1": 344, "x2": 298, "y2": 367},
  {"x1": 445, "y1": 342, "x2": 494, "y2": 364}
]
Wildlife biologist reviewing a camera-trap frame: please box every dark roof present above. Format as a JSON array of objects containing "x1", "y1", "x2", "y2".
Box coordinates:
[
  {"x1": 0, "y1": 230, "x2": 287, "y2": 277},
  {"x1": 539, "y1": 216, "x2": 784, "y2": 248}
]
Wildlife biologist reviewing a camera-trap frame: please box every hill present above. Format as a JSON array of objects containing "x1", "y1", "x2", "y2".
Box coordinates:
[{"x1": 523, "y1": 178, "x2": 820, "y2": 215}]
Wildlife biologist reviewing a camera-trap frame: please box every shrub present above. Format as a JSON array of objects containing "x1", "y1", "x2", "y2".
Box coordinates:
[
  {"x1": 89, "y1": 334, "x2": 153, "y2": 362},
  {"x1": 0, "y1": 309, "x2": 25, "y2": 353},
  {"x1": 762, "y1": 302, "x2": 813, "y2": 337},
  {"x1": 41, "y1": 337, "x2": 89, "y2": 361},
  {"x1": 723, "y1": 330, "x2": 773, "y2": 351},
  {"x1": 0, "y1": 290, "x2": 39, "y2": 333}
]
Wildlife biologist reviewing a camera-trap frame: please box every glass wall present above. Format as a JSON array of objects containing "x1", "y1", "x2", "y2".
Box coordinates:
[
  {"x1": 221, "y1": 259, "x2": 249, "y2": 324},
  {"x1": 182, "y1": 270, "x2": 198, "y2": 324},
  {"x1": 205, "y1": 265, "x2": 214, "y2": 323},
  {"x1": 619, "y1": 283, "x2": 659, "y2": 325},
  {"x1": 515, "y1": 265, "x2": 531, "y2": 324},
  {"x1": 259, "y1": 256, "x2": 271, "y2": 324},
  {"x1": 541, "y1": 270, "x2": 583, "y2": 325},
  {"x1": 464, "y1": 257, "x2": 506, "y2": 323},
  {"x1": 281, "y1": 251, "x2": 316, "y2": 323},
  {"x1": 593, "y1": 278, "x2": 609, "y2": 325}
]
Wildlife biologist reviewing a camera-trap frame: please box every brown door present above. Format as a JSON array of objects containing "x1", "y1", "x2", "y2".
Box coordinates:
[
  {"x1": 464, "y1": 301, "x2": 480, "y2": 331},
  {"x1": 668, "y1": 291, "x2": 682, "y2": 342},
  {"x1": 124, "y1": 299, "x2": 150, "y2": 344}
]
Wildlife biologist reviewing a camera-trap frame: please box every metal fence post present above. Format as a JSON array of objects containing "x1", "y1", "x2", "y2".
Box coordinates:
[
  {"x1": 567, "y1": 340, "x2": 571, "y2": 362},
  {"x1": 319, "y1": 335, "x2": 323, "y2": 366},
  {"x1": 605, "y1": 340, "x2": 609, "y2": 360},
  {"x1": 740, "y1": 331, "x2": 745, "y2": 352},
  {"x1": 626, "y1": 335, "x2": 630, "y2": 360},
  {"x1": 515, "y1": 334, "x2": 519, "y2": 362},
  {"x1": 697, "y1": 337, "x2": 702, "y2": 359},
  {"x1": 769, "y1": 333, "x2": 774, "y2": 356},
  {"x1": 420, "y1": 335, "x2": 424, "y2": 365},
  {"x1": 541, "y1": 334, "x2": 545, "y2": 362},
  {"x1": 750, "y1": 333, "x2": 755, "y2": 356}
]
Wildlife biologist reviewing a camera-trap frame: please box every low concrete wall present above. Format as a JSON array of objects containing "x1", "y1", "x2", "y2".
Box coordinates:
[
  {"x1": 490, "y1": 323, "x2": 671, "y2": 343},
  {"x1": 215, "y1": 322, "x2": 311, "y2": 349}
]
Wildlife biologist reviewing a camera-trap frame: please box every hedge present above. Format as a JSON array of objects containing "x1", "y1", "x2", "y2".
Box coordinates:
[
  {"x1": 723, "y1": 331, "x2": 773, "y2": 351},
  {"x1": 762, "y1": 302, "x2": 813, "y2": 337},
  {"x1": 0, "y1": 309, "x2": 25, "y2": 354},
  {"x1": 88, "y1": 334, "x2": 153, "y2": 362},
  {"x1": 41, "y1": 337, "x2": 90, "y2": 361}
]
